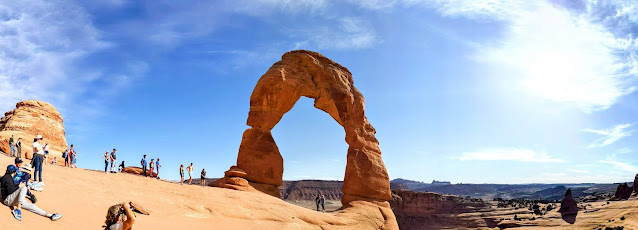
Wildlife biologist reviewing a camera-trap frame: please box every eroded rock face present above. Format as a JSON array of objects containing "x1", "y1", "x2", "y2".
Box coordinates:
[
  {"x1": 611, "y1": 183, "x2": 632, "y2": 200},
  {"x1": 216, "y1": 50, "x2": 391, "y2": 201},
  {"x1": 559, "y1": 188, "x2": 578, "y2": 215},
  {"x1": 213, "y1": 50, "x2": 397, "y2": 229},
  {"x1": 634, "y1": 174, "x2": 638, "y2": 196},
  {"x1": 0, "y1": 100, "x2": 68, "y2": 162}
]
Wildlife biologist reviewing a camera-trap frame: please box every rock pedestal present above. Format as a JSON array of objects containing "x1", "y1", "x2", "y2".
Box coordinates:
[
  {"x1": 611, "y1": 182, "x2": 632, "y2": 200},
  {"x1": 559, "y1": 188, "x2": 578, "y2": 215},
  {"x1": 0, "y1": 100, "x2": 68, "y2": 163}
]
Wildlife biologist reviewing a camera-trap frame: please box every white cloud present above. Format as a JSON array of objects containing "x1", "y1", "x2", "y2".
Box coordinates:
[
  {"x1": 599, "y1": 160, "x2": 638, "y2": 173},
  {"x1": 394, "y1": 0, "x2": 638, "y2": 112},
  {"x1": 583, "y1": 123, "x2": 634, "y2": 148},
  {"x1": 458, "y1": 148, "x2": 564, "y2": 162},
  {"x1": 293, "y1": 17, "x2": 380, "y2": 50}
]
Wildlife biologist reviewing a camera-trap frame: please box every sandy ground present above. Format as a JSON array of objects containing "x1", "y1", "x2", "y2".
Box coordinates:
[{"x1": 0, "y1": 153, "x2": 393, "y2": 230}]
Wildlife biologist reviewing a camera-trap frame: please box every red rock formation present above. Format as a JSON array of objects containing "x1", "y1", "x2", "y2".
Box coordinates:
[
  {"x1": 213, "y1": 50, "x2": 397, "y2": 229},
  {"x1": 215, "y1": 51, "x2": 391, "y2": 202},
  {"x1": 389, "y1": 190, "x2": 490, "y2": 229},
  {"x1": 611, "y1": 182, "x2": 632, "y2": 200},
  {"x1": 634, "y1": 174, "x2": 638, "y2": 196},
  {"x1": 559, "y1": 188, "x2": 578, "y2": 215},
  {"x1": 0, "y1": 100, "x2": 68, "y2": 163},
  {"x1": 122, "y1": 167, "x2": 158, "y2": 177}
]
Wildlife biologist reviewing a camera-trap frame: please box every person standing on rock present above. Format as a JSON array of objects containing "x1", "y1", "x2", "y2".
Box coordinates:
[
  {"x1": 69, "y1": 145, "x2": 77, "y2": 168},
  {"x1": 200, "y1": 168, "x2": 206, "y2": 187},
  {"x1": 9, "y1": 134, "x2": 15, "y2": 157},
  {"x1": 155, "y1": 158, "x2": 161, "y2": 179},
  {"x1": 320, "y1": 194, "x2": 326, "y2": 212},
  {"x1": 187, "y1": 163, "x2": 193, "y2": 185},
  {"x1": 1, "y1": 165, "x2": 63, "y2": 221},
  {"x1": 110, "y1": 149, "x2": 117, "y2": 173},
  {"x1": 103, "y1": 151, "x2": 110, "y2": 173},
  {"x1": 32, "y1": 135, "x2": 45, "y2": 184},
  {"x1": 43, "y1": 143, "x2": 50, "y2": 165},
  {"x1": 315, "y1": 194, "x2": 320, "y2": 211},
  {"x1": 140, "y1": 155, "x2": 147, "y2": 177},
  {"x1": 179, "y1": 164, "x2": 184, "y2": 185},
  {"x1": 149, "y1": 159, "x2": 155, "y2": 177},
  {"x1": 16, "y1": 138, "x2": 22, "y2": 159}
]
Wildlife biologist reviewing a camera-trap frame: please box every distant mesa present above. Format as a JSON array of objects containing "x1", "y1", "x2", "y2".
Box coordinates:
[
  {"x1": 211, "y1": 50, "x2": 398, "y2": 229},
  {"x1": 431, "y1": 180, "x2": 451, "y2": 185},
  {"x1": 0, "y1": 100, "x2": 67, "y2": 163}
]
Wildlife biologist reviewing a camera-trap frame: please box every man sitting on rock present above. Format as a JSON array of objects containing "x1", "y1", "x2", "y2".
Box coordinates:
[{"x1": 1, "y1": 165, "x2": 63, "y2": 221}]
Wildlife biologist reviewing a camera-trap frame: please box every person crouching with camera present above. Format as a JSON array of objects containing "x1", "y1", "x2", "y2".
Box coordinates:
[{"x1": 104, "y1": 202, "x2": 136, "y2": 230}]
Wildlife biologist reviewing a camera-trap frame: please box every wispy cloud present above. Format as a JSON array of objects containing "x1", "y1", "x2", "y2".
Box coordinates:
[
  {"x1": 293, "y1": 17, "x2": 380, "y2": 50},
  {"x1": 599, "y1": 160, "x2": 638, "y2": 173},
  {"x1": 398, "y1": 0, "x2": 638, "y2": 112},
  {"x1": 458, "y1": 148, "x2": 564, "y2": 162},
  {"x1": 0, "y1": 0, "x2": 146, "y2": 132},
  {"x1": 583, "y1": 124, "x2": 634, "y2": 148}
]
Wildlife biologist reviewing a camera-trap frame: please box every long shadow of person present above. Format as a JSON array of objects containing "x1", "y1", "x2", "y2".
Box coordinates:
[{"x1": 558, "y1": 188, "x2": 578, "y2": 224}]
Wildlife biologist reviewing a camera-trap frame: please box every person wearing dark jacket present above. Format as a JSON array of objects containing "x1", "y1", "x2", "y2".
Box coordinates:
[{"x1": 1, "y1": 165, "x2": 62, "y2": 221}]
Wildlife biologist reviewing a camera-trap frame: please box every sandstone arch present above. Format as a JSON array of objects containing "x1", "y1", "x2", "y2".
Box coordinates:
[{"x1": 216, "y1": 50, "x2": 391, "y2": 204}]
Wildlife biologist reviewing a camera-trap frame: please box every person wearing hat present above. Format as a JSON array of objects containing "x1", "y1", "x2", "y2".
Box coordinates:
[
  {"x1": 32, "y1": 135, "x2": 45, "y2": 185},
  {"x1": 1, "y1": 165, "x2": 63, "y2": 221},
  {"x1": 12, "y1": 158, "x2": 42, "y2": 194}
]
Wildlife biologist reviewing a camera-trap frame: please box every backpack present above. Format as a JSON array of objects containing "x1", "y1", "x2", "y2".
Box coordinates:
[{"x1": 62, "y1": 151, "x2": 68, "y2": 158}]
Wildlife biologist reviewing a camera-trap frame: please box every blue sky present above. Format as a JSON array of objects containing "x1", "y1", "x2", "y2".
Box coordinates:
[{"x1": 1, "y1": 0, "x2": 638, "y2": 183}]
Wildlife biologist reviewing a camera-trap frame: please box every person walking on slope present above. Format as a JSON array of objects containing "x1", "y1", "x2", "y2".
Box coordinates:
[
  {"x1": 32, "y1": 135, "x2": 45, "y2": 184},
  {"x1": 179, "y1": 164, "x2": 184, "y2": 185},
  {"x1": 110, "y1": 149, "x2": 117, "y2": 173},
  {"x1": 200, "y1": 169, "x2": 206, "y2": 187},
  {"x1": 1, "y1": 165, "x2": 63, "y2": 221},
  {"x1": 149, "y1": 159, "x2": 155, "y2": 177},
  {"x1": 187, "y1": 163, "x2": 193, "y2": 185},
  {"x1": 103, "y1": 151, "x2": 110, "y2": 173},
  {"x1": 16, "y1": 138, "x2": 22, "y2": 159},
  {"x1": 9, "y1": 134, "x2": 15, "y2": 157},
  {"x1": 140, "y1": 155, "x2": 147, "y2": 177},
  {"x1": 155, "y1": 158, "x2": 161, "y2": 179}
]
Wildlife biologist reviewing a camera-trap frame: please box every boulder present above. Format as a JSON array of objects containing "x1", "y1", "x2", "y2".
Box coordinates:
[
  {"x1": 611, "y1": 182, "x2": 632, "y2": 200},
  {"x1": 122, "y1": 167, "x2": 158, "y2": 177},
  {"x1": 559, "y1": 188, "x2": 578, "y2": 215},
  {"x1": 0, "y1": 100, "x2": 68, "y2": 164}
]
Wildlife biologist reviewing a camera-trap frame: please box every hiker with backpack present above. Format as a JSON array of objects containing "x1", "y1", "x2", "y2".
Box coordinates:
[
  {"x1": 1, "y1": 165, "x2": 63, "y2": 221},
  {"x1": 63, "y1": 149, "x2": 69, "y2": 167},
  {"x1": 200, "y1": 168, "x2": 206, "y2": 187},
  {"x1": 140, "y1": 155, "x2": 147, "y2": 177}
]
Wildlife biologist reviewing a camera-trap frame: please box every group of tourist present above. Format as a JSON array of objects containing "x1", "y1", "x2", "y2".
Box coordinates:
[
  {"x1": 140, "y1": 155, "x2": 161, "y2": 179},
  {"x1": 2, "y1": 134, "x2": 63, "y2": 221},
  {"x1": 61, "y1": 144, "x2": 78, "y2": 168},
  {"x1": 178, "y1": 163, "x2": 206, "y2": 186},
  {"x1": 103, "y1": 149, "x2": 124, "y2": 173},
  {"x1": 315, "y1": 194, "x2": 326, "y2": 212}
]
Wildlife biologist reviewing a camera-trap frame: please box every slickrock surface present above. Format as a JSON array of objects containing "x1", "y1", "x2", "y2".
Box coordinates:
[{"x1": 0, "y1": 100, "x2": 67, "y2": 163}]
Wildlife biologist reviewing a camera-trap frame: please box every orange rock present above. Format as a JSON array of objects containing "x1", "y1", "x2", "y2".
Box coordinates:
[
  {"x1": 0, "y1": 100, "x2": 67, "y2": 164},
  {"x1": 122, "y1": 167, "x2": 158, "y2": 177},
  {"x1": 224, "y1": 166, "x2": 248, "y2": 178}
]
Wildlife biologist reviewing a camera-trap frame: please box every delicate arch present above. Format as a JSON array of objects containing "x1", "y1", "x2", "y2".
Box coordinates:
[{"x1": 225, "y1": 50, "x2": 391, "y2": 203}]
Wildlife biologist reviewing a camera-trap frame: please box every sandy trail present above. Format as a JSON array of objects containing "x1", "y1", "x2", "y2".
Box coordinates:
[{"x1": 0, "y1": 153, "x2": 377, "y2": 230}]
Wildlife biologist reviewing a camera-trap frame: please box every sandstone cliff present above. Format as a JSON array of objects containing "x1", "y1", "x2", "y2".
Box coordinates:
[{"x1": 0, "y1": 100, "x2": 67, "y2": 162}]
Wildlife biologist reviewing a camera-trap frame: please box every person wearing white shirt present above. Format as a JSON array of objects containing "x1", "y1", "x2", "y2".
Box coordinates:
[{"x1": 32, "y1": 135, "x2": 45, "y2": 184}]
